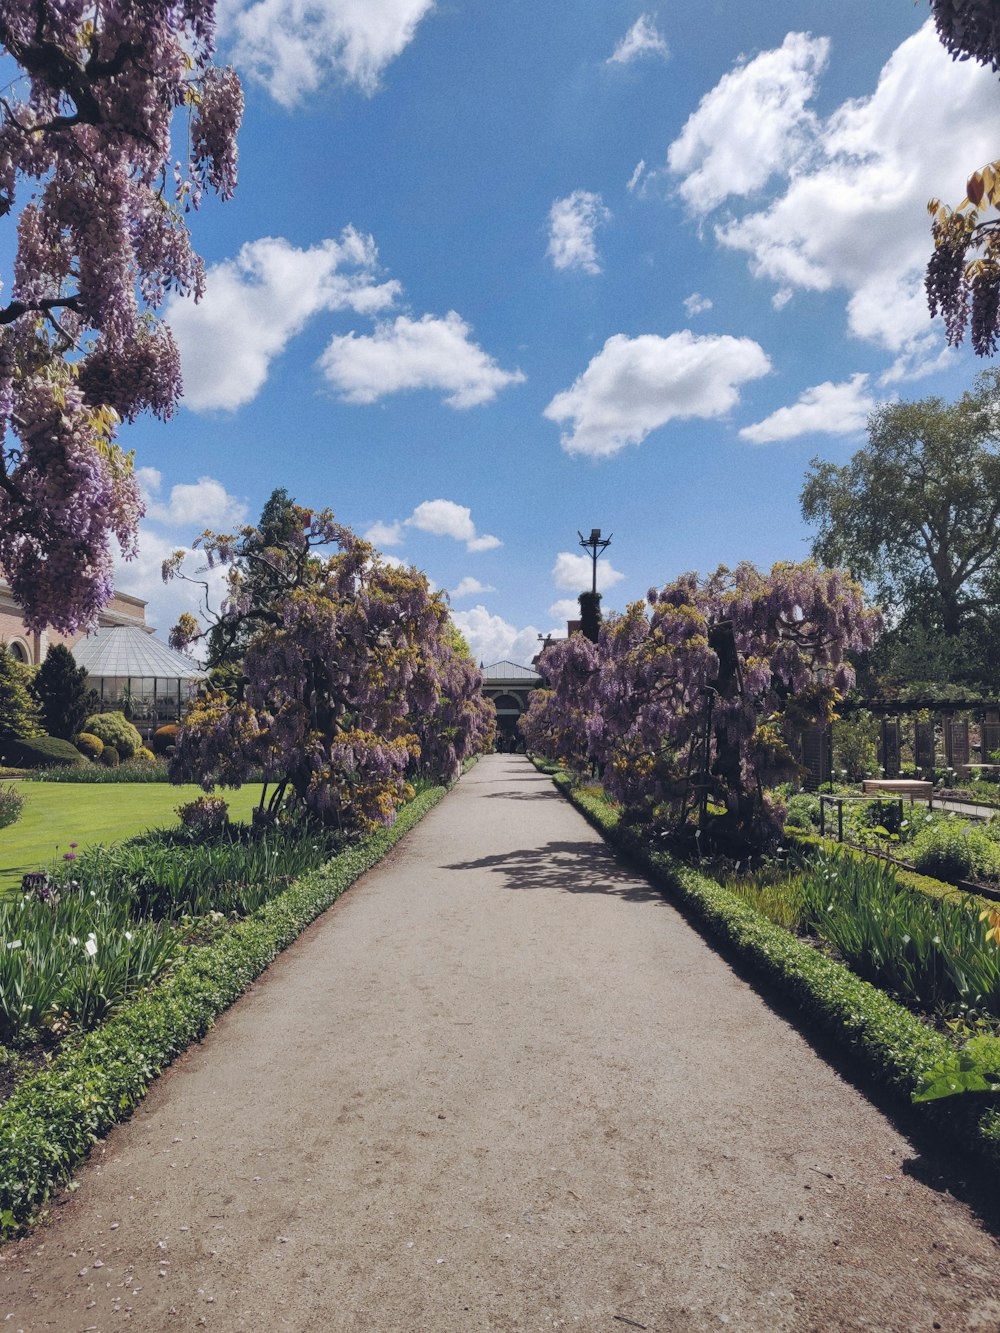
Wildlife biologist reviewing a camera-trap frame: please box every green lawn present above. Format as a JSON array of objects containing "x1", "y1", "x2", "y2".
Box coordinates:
[{"x1": 0, "y1": 783, "x2": 265, "y2": 890}]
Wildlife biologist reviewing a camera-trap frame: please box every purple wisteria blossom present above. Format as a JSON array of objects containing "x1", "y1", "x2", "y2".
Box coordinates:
[{"x1": 0, "y1": 1, "x2": 242, "y2": 631}]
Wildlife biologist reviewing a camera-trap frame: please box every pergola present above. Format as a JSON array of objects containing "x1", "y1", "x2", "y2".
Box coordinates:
[{"x1": 71, "y1": 624, "x2": 209, "y2": 725}]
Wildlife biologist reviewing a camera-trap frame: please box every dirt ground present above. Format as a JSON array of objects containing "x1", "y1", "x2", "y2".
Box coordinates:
[{"x1": 1, "y1": 754, "x2": 998, "y2": 1331}]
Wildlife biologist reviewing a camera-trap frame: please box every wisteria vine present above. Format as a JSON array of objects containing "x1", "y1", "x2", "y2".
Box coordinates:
[{"x1": 0, "y1": 1, "x2": 242, "y2": 631}]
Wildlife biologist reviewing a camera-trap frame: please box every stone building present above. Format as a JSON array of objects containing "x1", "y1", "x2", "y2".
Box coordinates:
[{"x1": 0, "y1": 578, "x2": 148, "y2": 666}]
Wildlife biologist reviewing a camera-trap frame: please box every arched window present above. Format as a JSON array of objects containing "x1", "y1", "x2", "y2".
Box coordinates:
[
  {"x1": 7, "y1": 639, "x2": 30, "y2": 665},
  {"x1": 493, "y1": 693, "x2": 523, "y2": 714}
]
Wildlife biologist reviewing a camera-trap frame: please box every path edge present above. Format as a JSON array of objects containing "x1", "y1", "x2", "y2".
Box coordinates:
[
  {"x1": 538, "y1": 762, "x2": 1000, "y2": 1188},
  {"x1": 0, "y1": 780, "x2": 452, "y2": 1236}
]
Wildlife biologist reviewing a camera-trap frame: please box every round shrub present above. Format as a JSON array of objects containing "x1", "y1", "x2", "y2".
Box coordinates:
[
  {"x1": 135, "y1": 746, "x2": 156, "y2": 763},
  {"x1": 100, "y1": 745, "x2": 120, "y2": 768},
  {"x1": 4, "y1": 735, "x2": 87, "y2": 768},
  {"x1": 73, "y1": 732, "x2": 104, "y2": 761},
  {"x1": 84, "y1": 711, "x2": 142, "y2": 759},
  {"x1": 152, "y1": 724, "x2": 179, "y2": 755}
]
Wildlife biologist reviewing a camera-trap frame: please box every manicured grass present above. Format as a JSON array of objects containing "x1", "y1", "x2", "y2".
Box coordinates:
[{"x1": 0, "y1": 783, "x2": 265, "y2": 890}]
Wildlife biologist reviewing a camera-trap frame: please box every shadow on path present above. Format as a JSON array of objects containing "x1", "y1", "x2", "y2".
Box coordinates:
[
  {"x1": 479, "y1": 788, "x2": 562, "y2": 801},
  {"x1": 445, "y1": 838, "x2": 664, "y2": 904}
]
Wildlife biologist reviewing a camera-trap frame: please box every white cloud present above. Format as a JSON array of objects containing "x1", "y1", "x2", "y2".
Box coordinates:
[
  {"x1": 364, "y1": 519, "x2": 404, "y2": 547},
  {"x1": 668, "y1": 33, "x2": 829, "y2": 210},
  {"x1": 168, "y1": 230, "x2": 399, "y2": 412},
  {"x1": 452, "y1": 576, "x2": 495, "y2": 599},
  {"x1": 546, "y1": 191, "x2": 611, "y2": 275},
  {"x1": 544, "y1": 331, "x2": 771, "y2": 458},
  {"x1": 450, "y1": 605, "x2": 542, "y2": 668},
  {"x1": 674, "y1": 23, "x2": 999, "y2": 361},
  {"x1": 626, "y1": 159, "x2": 646, "y2": 193},
  {"x1": 739, "y1": 373, "x2": 878, "y2": 444},
  {"x1": 145, "y1": 477, "x2": 249, "y2": 529},
  {"x1": 552, "y1": 552, "x2": 625, "y2": 593},
  {"x1": 406, "y1": 499, "x2": 501, "y2": 552},
  {"x1": 318, "y1": 311, "x2": 525, "y2": 408},
  {"x1": 223, "y1": 0, "x2": 435, "y2": 107},
  {"x1": 607, "y1": 15, "x2": 669, "y2": 65},
  {"x1": 114, "y1": 526, "x2": 234, "y2": 648},
  {"x1": 683, "y1": 292, "x2": 712, "y2": 317},
  {"x1": 548, "y1": 597, "x2": 583, "y2": 623},
  {"x1": 113, "y1": 473, "x2": 252, "y2": 642}
]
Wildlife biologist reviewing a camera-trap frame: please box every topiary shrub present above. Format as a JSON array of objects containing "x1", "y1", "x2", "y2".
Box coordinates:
[
  {"x1": 100, "y1": 745, "x2": 120, "y2": 767},
  {"x1": 152, "y1": 724, "x2": 179, "y2": 755},
  {"x1": 3, "y1": 735, "x2": 87, "y2": 768},
  {"x1": 136, "y1": 746, "x2": 156, "y2": 762},
  {"x1": 84, "y1": 711, "x2": 142, "y2": 759},
  {"x1": 73, "y1": 732, "x2": 104, "y2": 761}
]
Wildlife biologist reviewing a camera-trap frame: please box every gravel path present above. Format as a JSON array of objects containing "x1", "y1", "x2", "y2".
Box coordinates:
[{"x1": 2, "y1": 755, "x2": 998, "y2": 1331}]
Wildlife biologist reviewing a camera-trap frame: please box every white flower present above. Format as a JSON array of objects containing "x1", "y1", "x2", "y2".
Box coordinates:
[{"x1": 124, "y1": 930, "x2": 133, "y2": 942}]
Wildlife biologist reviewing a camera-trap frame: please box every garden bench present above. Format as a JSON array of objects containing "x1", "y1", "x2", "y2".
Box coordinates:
[{"x1": 861, "y1": 779, "x2": 933, "y2": 801}]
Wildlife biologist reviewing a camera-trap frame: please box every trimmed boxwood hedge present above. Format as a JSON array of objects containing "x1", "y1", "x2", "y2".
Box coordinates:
[
  {"x1": 0, "y1": 782, "x2": 449, "y2": 1234},
  {"x1": 4, "y1": 735, "x2": 87, "y2": 769},
  {"x1": 543, "y1": 767, "x2": 1000, "y2": 1182}
]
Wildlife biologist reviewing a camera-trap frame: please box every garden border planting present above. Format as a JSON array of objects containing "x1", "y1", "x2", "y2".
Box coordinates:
[
  {"x1": 786, "y1": 828, "x2": 1000, "y2": 910},
  {"x1": 539, "y1": 764, "x2": 1000, "y2": 1183},
  {"x1": 0, "y1": 782, "x2": 449, "y2": 1235}
]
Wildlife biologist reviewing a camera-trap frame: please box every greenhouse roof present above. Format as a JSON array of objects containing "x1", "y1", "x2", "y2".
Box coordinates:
[
  {"x1": 71, "y1": 625, "x2": 209, "y2": 681},
  {"x1": 481, "y1": 660, "x2": 541, "y2": 682}
]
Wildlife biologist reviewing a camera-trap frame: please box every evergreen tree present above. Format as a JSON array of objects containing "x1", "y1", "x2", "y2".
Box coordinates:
[
  {"x1": 0, "y1": 645, "x2": 42, "y2": 739},
  {"x1": 34, "y1": 644, "x2": 96, "y2": 739}
]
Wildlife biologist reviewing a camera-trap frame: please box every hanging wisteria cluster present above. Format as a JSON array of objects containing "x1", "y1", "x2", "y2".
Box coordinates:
[
  {"x1": 166, "y1": 506, "x2": 495, "y2": 833},
  {"x1": 0, "y1": 1, "x2": 242, "y2": 631},
  {"x1": 521, "y1": 560, "x2": 877, "y2": 848}
]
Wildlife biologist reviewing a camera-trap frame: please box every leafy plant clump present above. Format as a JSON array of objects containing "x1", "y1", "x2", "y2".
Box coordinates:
[
  {"x1": 911, "y1": 819, "x2": 1000, "y2": 882},
  {"x1": 0, "y1": 879, "x2": 179, "y2": 1046},
  {"x1": 84, "y1": 712, "x2": 143, "y2": 760},
  {"x1": 177, "y1": 795, "x2": 229, "y2": 833},
  {"x1": 0, "y1": 783, "x2": 25, "y2": 830},
  {"x1": 51, "y1": 821, "x2": 340, "y2": 922},
  {"x1": 800, "y1": 852, "x2": 1000, "y2": 1017}
]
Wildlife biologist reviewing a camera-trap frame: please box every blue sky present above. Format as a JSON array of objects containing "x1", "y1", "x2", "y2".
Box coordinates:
[{"x1": 106, "y1": 1, "x2": 999, "y2": 665}]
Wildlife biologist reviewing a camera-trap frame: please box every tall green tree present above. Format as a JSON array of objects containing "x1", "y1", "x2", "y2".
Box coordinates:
[
  {"x1": 801, "y1": 372, "x2": 1000, "y2": 684},
  {"x1": 0, "y1": 645, "x2": 41, "y2": 739},
  {"x1": 200, "y1": 488, "x2": 303, "y2": 670},
  {"x1": 34, "y1": 644, "x2": 96, "y2": 739}
]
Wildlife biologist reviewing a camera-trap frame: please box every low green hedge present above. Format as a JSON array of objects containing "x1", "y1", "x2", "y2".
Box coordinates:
[
  {"x1": 545, "y1": 768, "x2": 1000, "y2": 1181},
  {"x1": 0, "y1": 783, "x2": 449, "y2": 1234},
  {"x1": 3, "y1": 735, "x2": 87, "y2": 769}
]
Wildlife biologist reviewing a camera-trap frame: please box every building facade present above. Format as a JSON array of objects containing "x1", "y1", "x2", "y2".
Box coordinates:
[{"x1": 0, "y1": 581, "x2": 148, "y2": 665}]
